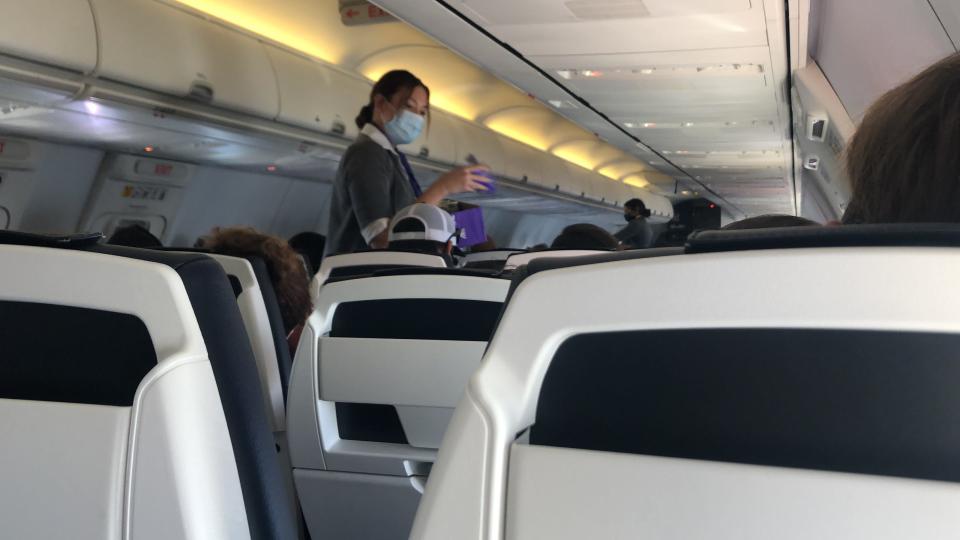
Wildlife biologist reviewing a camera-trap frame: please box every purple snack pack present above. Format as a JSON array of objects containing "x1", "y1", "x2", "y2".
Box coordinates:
[
  {"x1": 452, "y1": 207, "x2": 486, "y2": 249},
  {"x1": 466, "y1": 154, "x2": 496, "y2": 193}
]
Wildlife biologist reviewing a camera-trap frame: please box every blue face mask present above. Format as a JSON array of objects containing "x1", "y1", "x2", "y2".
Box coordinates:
[{"x1": 384, "y1": 109, "x2": 425, "y2": 146}]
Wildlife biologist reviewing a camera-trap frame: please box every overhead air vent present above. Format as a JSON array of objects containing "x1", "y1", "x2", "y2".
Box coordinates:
[
  {"x1": 806, "y1": 115, "x2": 828, "y2": 142},
  {"x1": 564, "y1": 0, "x2": 650, "y2": 20}
]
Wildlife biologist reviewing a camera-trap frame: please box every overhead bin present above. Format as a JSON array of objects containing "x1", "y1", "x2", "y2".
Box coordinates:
[
  {"x1": 0, "y1": 0, "x2": 97, "y2": 74},
  {"x1": 267, "y1": 46, "x2": 370, "y2": 139},
  {"x1": 452, "y1": 117, "x2": 505, "y2": 174},
  {"x1": 399, "y1": 109, "x2": 458, "y2": 166},
  {"x1": 91, "y1": 0, "x2": 280, "y2": 119},
  {"x1": 533, "y1": 153, "x2": 575, "y2": 196},
  {"x1": 559, "y1": 162, "x2": 599, "y2": 199},
  {"x1": 598, "y1": 179, "x2": 632, "y2": 208},
  {"x1": 499, "y1": 136, "x2": 545, "y2": 185},
  {"x1": 626, "y1": 185, "x2": 674, "y2": 220}
]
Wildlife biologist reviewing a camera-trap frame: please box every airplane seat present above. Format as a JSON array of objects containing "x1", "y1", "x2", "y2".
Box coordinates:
[
  {"x1": 0, "y1": 231, "x2": 296, "y2": 540},
  {"x1": 160, "y1": 248, "x2": 295, "y2": 404},
  {"x1": 309, "y1": 250, "x2": 448, "y2": 302},
  {"x1": 92, "y1": 242, "x2": 299, "y2": 540},
  {"x1": 245, "y1": 255, "x2": 295, "y2": 401},
  {"x1": 287, "y1": 267, "x2": 511, "y2": 540},
  {"x1": 459, "y1": 249, "x2": 525, "y2": 270},
  {"x1": 501, "y1": 249, "x2": 610, "y2": 272},
  {"x1": 410, "y1": 224, "x2": 960, "y2": 540}
]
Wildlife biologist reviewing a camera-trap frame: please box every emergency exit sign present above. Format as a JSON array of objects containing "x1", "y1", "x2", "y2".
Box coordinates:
[{"x1": 340, "y1": 1, "x2": 395, "y2": 26}]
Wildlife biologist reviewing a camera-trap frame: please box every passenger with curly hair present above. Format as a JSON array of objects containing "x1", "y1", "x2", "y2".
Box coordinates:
[{"x1": 200, "y1": 227, "x2": 313, "y2": 353}]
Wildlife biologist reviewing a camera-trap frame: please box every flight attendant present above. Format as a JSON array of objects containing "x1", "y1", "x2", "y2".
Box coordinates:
[
  {"x1": 326, "y1": 70, "x2": 491, "y2": 255},
  {"x1": 615, "y1": 198, "x2": 655, "y2": 249}
]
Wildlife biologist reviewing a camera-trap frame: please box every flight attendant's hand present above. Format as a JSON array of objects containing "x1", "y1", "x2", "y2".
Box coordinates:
[{"x1": 419, "y1": 165, "x2": 492, "y2": 204}]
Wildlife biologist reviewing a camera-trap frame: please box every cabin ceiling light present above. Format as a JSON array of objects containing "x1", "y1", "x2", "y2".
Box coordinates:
[
  {"x1": 556, "y1": 69, "x2": 604, "y2": 79},
  {"x1": 548, "y1": 99, "x2": 579, "y2": 109},
  {"x1": 560, "y1": 64, "x2": 763, "y2": 80},
  {"x1": 83, "y1": 100, "x2": 101, "y2": 115}
]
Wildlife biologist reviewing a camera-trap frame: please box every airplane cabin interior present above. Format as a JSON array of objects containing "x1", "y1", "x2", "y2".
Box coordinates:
[{"x1": 1, "y1": 0, "x2": 960, "y2": 539}]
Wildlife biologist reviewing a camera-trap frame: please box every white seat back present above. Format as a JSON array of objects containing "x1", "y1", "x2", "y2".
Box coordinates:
[
  {"x1": 412, "y1": 229, "x2": 960, "y2": 540},
  {"x1": 288, "y1": 269, "x2": 510, "y2": 540},
  {"x1": 310, "y1": 251, "x2": 447, "y2": 301},
  {"x1": 0, "y1": 242, "x2": 249, "y2": 540},
  {"x1": 459, "y1": 249, "x2": 524, "y2": 268},
  {"x1": 502, "y1": 249, "x2": 607, "y2": 271},
  {"x1": 205, "y1": 253, "x2": 285, "y2": 433}
]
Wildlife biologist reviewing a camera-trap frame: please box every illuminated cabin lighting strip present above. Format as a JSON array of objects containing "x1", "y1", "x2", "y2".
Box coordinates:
[
  {"x1": 173, "y1": 0, "x2": 654, "y2": 191},
  {"x1": 624, "y1": 175, "x2": 650, "y2": 188},
  {"x1": 174, "y1": 0, "x2": 337, "y2": 63}
]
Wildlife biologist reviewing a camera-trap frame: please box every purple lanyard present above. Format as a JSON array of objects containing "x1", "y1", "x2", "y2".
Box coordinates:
[{"x1": 395, "y1": 152, "x2": 423, "y2": 198}]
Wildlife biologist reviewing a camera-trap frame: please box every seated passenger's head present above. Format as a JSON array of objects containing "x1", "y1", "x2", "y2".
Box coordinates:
[
  {"x1": 387, "y1": 203, "x2": 458, "y2": 261},
  {"x1": 551, "y1": 223, "x2": 620, "y2": 251},
  {"x1": 288, "y1": 231, "x2": 326, "y2": 276},
  {"x1": 723, "y1": 214, "x2": 820, "y2": 230},
  {"x1": 843, "y1": 52, "x2": 960, "y2": 224},
  {"x1": 624, "y1": 198, "x2": 651, "y2": 222},
  {"x1": 200, "y1": 227, "x2": 312, "y2": 334},
  {"x1": 107, "y1": 224, "x2": 162, "y2": 248}
]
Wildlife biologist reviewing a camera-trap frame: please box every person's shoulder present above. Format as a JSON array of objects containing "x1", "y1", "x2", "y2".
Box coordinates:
[
  {"x1": 345, "y1": 135, "x2": 387, "y2": 157},
  {"x1": 342, "y1": 136, "x2": 394, "y2": 168}
]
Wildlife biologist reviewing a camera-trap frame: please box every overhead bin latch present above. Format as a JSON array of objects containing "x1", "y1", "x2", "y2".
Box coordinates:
[{"x1": 188, "y1": 79, "x2": 215, "y2": 104}]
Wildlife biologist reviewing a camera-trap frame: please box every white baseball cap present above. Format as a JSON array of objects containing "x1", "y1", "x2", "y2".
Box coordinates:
[{"x1": 388, "y1": 203, "x2": 459, "y2": 245}]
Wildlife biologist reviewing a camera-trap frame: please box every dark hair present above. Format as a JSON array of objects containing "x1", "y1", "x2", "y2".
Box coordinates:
[
  {"x1": 356, "y1": 70, "x2": 430, "y2": 129},
  {"x1": 625, "y1": 198, "x2": 651, "y2": 218},
  {"x1": 551, "y1": 223, "x2": 619, "y2": 251},
  {"x1": 843, "y1": 52, "x2": 960, "y2": 224},
  {"x1": 202, "y1": 227, "x2": 313, "y2": 334},
  {"x1": 722, "y1": 214, "x2": 820, "y2": 230},
  {"x1": 288, "y1": 232, "x2": 326, "y2": 275},
  {"x1": 107, "y1": 224, "x2": 162, "y2": 248}
]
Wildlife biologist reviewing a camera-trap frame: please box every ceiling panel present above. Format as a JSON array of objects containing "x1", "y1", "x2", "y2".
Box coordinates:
[
  {"x1": 419, "y1": 0, "x2": 795, "y2": 216},
  {"x1": 813, "y1": 0, "x2": 956, "y2": 120},
  {"x1": 459, "y1": 0, "x2": 751, "y2": 25},
  {"x1": 374, "y1": 0, "x2": 799, "y2": 217},
  {"x1": 930, "y1": 0, "x2": 960, "y2": 50}
]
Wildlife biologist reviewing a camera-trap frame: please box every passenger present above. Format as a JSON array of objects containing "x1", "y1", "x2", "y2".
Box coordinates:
[
  {"x1": 615, "y1": 198, "x2": 655, "y2": 249},
  {"x1": 106, "y1": 224, "x2": 162, "y2": 248},
  {"x1": 551, "y1": 223, "x2": 620, "y2": 251},
  {"x1": 326, "y1": 70, "x2": 491, "y2": 255},
  {"x1": 199, "y1": 227, "x2": 313, "y2": 354},
  {"x1": 289, "y1": 231, "x2": 326, "y2": 276},
  {"x1": 843, "y1": 52, "x2": 960, "y2": 224},
  {"x1": 723, "y1": 214, "x2": 820, "y2": 230},
  {"x1": 387, "y1": 203, "x2": 458, "y2": 265}
]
